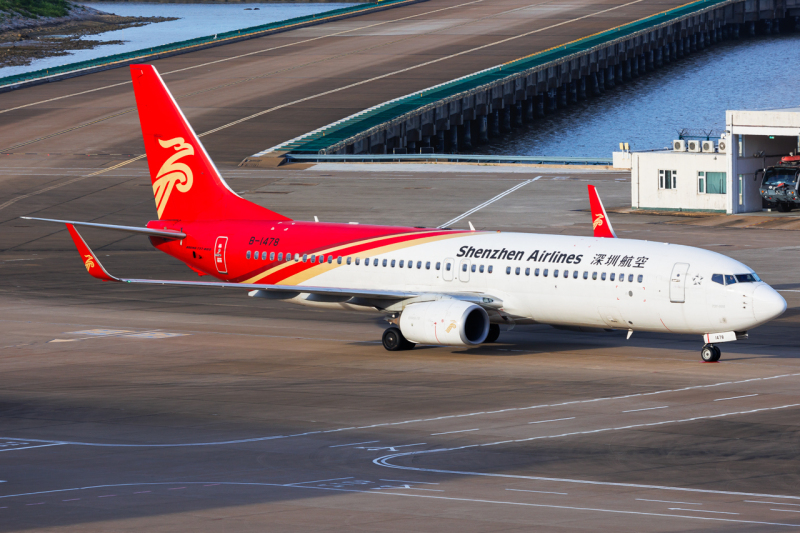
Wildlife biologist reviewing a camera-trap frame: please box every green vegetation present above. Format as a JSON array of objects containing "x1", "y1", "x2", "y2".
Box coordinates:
[{"x1": 0, "y1": 0, "x2": 72, "y2": 19}]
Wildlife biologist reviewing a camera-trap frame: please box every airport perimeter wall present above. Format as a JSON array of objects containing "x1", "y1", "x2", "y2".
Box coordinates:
[{"x1": 246, "y1": 0, "x2": 800, "y2": 160}]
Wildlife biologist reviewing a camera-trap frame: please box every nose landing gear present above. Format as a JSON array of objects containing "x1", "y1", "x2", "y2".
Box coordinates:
[{"x1": 701, "y1": 344, "x2": 721, "y2": 362}]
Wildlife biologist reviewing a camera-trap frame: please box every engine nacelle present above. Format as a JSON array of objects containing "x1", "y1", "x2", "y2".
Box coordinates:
[{"x1": 399, "y1": 300, "x2": 489, "y2": 346}]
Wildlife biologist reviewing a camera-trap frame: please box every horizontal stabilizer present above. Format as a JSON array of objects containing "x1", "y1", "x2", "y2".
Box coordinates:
[{"x1": 22, "y1": 217, "x2": 186, "y2": 239}]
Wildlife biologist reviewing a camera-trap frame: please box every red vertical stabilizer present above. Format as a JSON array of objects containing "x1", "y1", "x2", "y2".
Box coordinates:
[
  {"x1": 130, "y1": 64, "x2": 290, "y2": 222},
  {"x1": 588, "y1": 185, "x2": 616, "y2": 238}
]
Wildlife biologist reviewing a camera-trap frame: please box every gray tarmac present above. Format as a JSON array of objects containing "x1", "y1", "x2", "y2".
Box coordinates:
[{"x1": 2, "y1": 160, "x2": 800, "y2": 532}]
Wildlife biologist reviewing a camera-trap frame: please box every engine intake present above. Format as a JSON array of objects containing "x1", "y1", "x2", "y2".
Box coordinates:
[{"x1": 399, "y1": 300, "x2": 489, "y2": 346}]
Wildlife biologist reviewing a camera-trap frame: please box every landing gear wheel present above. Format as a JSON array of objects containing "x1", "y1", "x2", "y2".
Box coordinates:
[
  {"x1": 701, "y1": 344, "x2": 721, "y2": 362},
  {"x1": 485, "y1": 324, "x2": 501, "y2": 343},
  {"x1": 382, "y1": 327, "x2": 415, "y2": 351}
]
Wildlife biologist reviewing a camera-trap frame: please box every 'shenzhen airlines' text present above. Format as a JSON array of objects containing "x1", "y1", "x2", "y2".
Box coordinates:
[{"x1": 457, "y1": 246, "x2": 584, "y2": 264}]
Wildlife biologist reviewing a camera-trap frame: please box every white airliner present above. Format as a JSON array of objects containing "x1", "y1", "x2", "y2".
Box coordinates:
[{"x1": 28, "y1": 65, "x2": 787, "y2": 362}]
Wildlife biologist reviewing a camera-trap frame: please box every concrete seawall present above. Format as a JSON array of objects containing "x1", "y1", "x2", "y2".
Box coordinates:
[{"x1": 246, "y1": 0, "x2": 800, "y2": 161}]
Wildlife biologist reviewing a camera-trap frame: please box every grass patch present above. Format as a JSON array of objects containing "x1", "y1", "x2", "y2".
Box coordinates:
[{"x1": 0, "y1": 0, "x2": 72, "y2": 19}]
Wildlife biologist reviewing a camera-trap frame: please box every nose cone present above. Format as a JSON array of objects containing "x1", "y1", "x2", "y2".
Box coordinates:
[{"x1": 753, "y1": 285, "x2": 787, "y2": 324}]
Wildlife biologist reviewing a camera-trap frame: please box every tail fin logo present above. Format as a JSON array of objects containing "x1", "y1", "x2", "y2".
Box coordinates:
[
  {"x1": 84, "y1": 254, "x2": 95, "y2": 271},
  {"x1": 153, "y1": 137, "x2": 194, "y2": 218},
  {"x1": 592, "y1": 213, "x2": 605, "y2": 230}
]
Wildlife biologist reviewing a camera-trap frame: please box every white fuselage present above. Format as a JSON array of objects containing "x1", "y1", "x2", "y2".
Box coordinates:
[{"x1": 288, "y1": 232, "x2": 785, "y2": 336}]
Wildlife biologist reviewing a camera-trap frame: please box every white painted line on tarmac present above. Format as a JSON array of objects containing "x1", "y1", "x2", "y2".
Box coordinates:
[
  {"x1": 0, "y1": 444, "x2": 64, "y2": 453},
  {"x1": 528, "y1": 417, "x2": 575, "y2": 424},
  {"x1": 438, "y1": 177, "x2": 540, "y2": 228},
  {"x1": 431, "y1": 429, "x2": 479, "y2": 435},
  {"x1": 507, "y1": 488, "x2": 567, "y2": 495},
  {"x1": 746, "y1": 501, "x2": 800, "y2": 507},
  {"x1": 329, "y1": 440, "x2": 379, "y2": 448},
  {"x1": 623, "y1": 406, "x2": 669, "y2": 413},
  {"x1": 773, "y1": 509, "x2": 800, "y2": 513},
  {"x1": 637, "y1": 499, "x2": 701, "y2": 505},
  {"x1": 4, "y1": 373, "x2": 799, "y2": 450},
  {"x1": 285, "y1": 477, "x2": 354, "y2": 485},
  {"x1": 669, "y1": 508, "x2": 738, "y2": 515},
  {"x1": 714, "y1": 394, "x2": 758, "y2": 402},
  {"x1": 380, "y1": 479, "x2": 439, "y2": 485}
]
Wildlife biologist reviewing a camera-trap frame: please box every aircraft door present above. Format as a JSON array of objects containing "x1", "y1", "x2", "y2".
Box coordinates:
[
  {"x1": 459, "y1": 259, "x2": 470, "y2": 282},
  {"x1": 214, "y1": 236, "x2": 229, "y2": 274},
  {"x1": 443, "y1": 258, "x2": 454, "y2": 281},
  {"x1": 669, "y1": 263, "x2": 690, "y2": 303}
]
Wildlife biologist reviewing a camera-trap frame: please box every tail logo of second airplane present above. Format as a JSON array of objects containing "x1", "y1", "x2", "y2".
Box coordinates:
[
  {"x1": 153, "y1": 137, "x2": 195, "y2": 218},
  {"x1": 84, "y1": 254, "x2": 95, "y2": 271},
  {"x1": 592, "y1": 213, "x2": 605, "y2": 230}
]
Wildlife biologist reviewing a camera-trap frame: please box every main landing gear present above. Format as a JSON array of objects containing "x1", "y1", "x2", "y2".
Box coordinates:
[
  {"x1": 701, "y1": 344, "x2": 721, "y2": 362},
  {"x1": 382, "y1": 327, "x2": 416, "y2": 351}
]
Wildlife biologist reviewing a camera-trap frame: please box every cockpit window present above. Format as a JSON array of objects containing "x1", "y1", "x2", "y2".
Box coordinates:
[
  {"x1": 735, "y1": 273, "x2": 759, "y2": 283},
  {"x1": 724, "y1": 275, "x2": 737, "y2": 285},
  {"x1": 711, "y1": 274, "x2": 724, "y2": 285}
]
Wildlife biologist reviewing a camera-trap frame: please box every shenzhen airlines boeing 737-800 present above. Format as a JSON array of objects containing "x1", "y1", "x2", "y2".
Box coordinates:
[{"x1": 26, "y1": 65, "x2": 786, "y2": 362}]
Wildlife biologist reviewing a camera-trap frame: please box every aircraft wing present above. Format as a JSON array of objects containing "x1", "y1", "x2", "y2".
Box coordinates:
[
  {"x1": 587, "y1": 185, "x2": 617, "y2": 238},
  {"x1": 65, "y1": 223, "x2": 503, "y2": 309}
]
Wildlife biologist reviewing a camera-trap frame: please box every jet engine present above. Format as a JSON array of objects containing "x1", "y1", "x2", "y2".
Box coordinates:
[{"x1": 399, "y1": 300, "x2": 489, "y2": 345}]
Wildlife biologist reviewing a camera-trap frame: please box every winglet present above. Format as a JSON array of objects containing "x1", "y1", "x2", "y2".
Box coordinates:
[
  {"x1": 588, "y1": 185, "x2": 616, "y2": 238},
  {"x1": 65, "y1": 224, "x2": 120, "y2": 282}
]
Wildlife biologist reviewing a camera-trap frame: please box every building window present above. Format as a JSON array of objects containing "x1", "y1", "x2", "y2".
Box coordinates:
[
  {"x1": 706, "y1": 172, "x2": 726, "y2": 194},
  {"x1": 738, "y1": 175, "x2": 744, "y2": 205},
  {"x1": 659, "y1": 169, "x2": 677, "y2": 190},
  {"x1": 698, "y1": 171, "x2": 706, "y2": 194}
]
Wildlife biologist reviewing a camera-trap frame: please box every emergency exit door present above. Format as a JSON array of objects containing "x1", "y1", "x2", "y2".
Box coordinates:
[
  {"x1": 669, "y1": 263, "x2": 690, "y2": 303},
  {"x1": 214, "y1": 236, "x2": 229, "y2": 274}
]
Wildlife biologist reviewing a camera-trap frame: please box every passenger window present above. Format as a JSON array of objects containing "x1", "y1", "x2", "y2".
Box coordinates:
[
  {"x1": 535, "y1": 268, "x2": 540, "y2": 276},
  {"x1": 246, "y1": 251, "x2": 251, "y2": 259},
  {"x1": 269, "y1": 252, "x2": 275, "y2": 261},
  {"x1": 619, "y1": 272, "x2": 624, "y2": 281},
  {"x1": 506, "y1": 266, "x2": 511, "y2": 275},
  {"x1": 295, "y1": 253, "x2": 300, "y2": 262},
  {"x1": 409, "y1": 260, "x2": 413, "y2": 269},
  {"x1": 554, "y1": 269, "x2": 559, "y2": 277},
  {"x1": 399, "y1": 260, "x2": 404, "y2": 268},
  {"x1": 310, "y1": 255, "x2": 315, "y2": 263},
  {"x1": 436, "y1": 262, "x2": 441, "y2": 270},
  {"x1": 364, "y1": 258, "x2": 370, "y2": 266},
  {"x1": 426, "y1": 261, "x2": 431, "y2": 270},
  {"x1": 724, "y1": 274, "x2": 737, "y2": 285},
  {"x1": 383, "y1": 259, "x2": 388, "y2": 267},
  {"x1": 515, "y1": 267, "x2": 521, "y2": 275},
  {"x1": 418, "y1": 261, "x2": 423, "y2": 269},
  {"x1": 391, "y1": 260, "x2": 396, "y2": 268},
  {"x1": 488, "y1": 265, "x2": 493, "y2": 274},
  {"x1": 337, "y1": 256, "x2": 342, "y2": 264},
  {"x1": 543, "y1": 269, "x2": 549, "y2": 277},
  {"x1": 525, "y1": 267, "x2": 530, "y2": 276},
  {"x1": 328, "y1": 256, "x2": 333, "y2": 264},
  {"x1": 563, "y1": 270, "x2": 568, "y2": 278},
  {"x1": 445, "y1": 263, "x2": 451, "y2": 271},
  {"x1": 462, "y1": 264, "x2": 468, "y2": 272},
  {"x1": 628, "y1": 274, "x2": 633, "y2": 282},
  {"x1": 573, "y1": 271, "x2": 578, "y2": 279},
  {"x1": 346, "y1": 257, "x2": 351, "y2": 265},
  {"x1": 592, "y1": 272, "x2": 597, "y2": 280},
  {"x1": 355, "y1": 257, "x2": 360, "y2": 265},
  {"x1": 320, "y1": 255, "x2": 326, "y2": 264},
  {"x1": 479, "y1": 265, "x2": 485, "y2": 273},
  {"x1": 303, "y1": 254, "x2": 308, "y2": 263},
  {"x1": 601, "y1": 272, "x2": 606, "y2": 281},
  {"x1": 278, "y1": 252, "x2": 283, "y2": 261},
  {"x1": 711, "y1": 274, "x2": 723, "y2": 285},
  {"x1": 471, "y1": 264, "x2": 476, "y2": 273},
  {"x1": 638, "y1": 275, "x2": 643, "y2": 283},
  {"x1": 583, "y1": 271, "x2": 588, "y2": 279},
  {"x1": 610, "y1": 273, "x2": 615, "y2": 281}
]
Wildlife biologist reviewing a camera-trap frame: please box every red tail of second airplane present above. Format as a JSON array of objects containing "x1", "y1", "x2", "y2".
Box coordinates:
[
  {"x1": 130, "y1": 64, "x2": 290, "y2": 223},
  {"x1": 588, "y1": 184, "x2": 616, "y2": 238}
]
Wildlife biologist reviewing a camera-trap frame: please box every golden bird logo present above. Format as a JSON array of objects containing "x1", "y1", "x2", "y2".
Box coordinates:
[
  {"x1": 592, "y1": 213, "x2": 604, "y2": 230},
  {"x1": 153, "y1": 137, "x2": 194, "y2": 219},
  {"x1": 445, "y1": 321, "x2": 457, "y2": 333},
  {"x1": 84, "y1": 254, "x2": 95, "y2": 272}
]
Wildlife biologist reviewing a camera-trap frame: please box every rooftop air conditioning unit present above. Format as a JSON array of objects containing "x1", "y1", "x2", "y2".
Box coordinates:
[
  {"x1": 687, "y1": 140, "x2": 702, "y2": 153},
  {"x1": 717, "y1": 137, "x2": 727, "y2": 153},
  {"x1": 673, "y1": 140, "x2": 686, "y2": 152},
  {"x1": 701, "y1": 140, "x2": 715, "y2": 153}
]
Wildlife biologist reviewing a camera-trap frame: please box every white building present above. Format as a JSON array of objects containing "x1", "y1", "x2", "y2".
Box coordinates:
[{"x1": 627, "y1": 107, "x2": 800, "y2": 214}]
